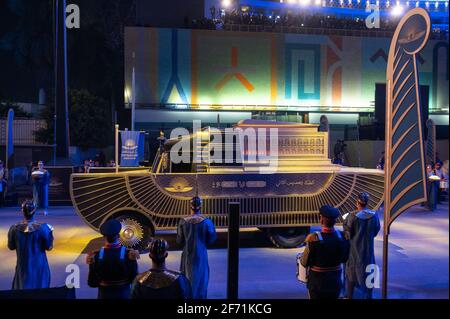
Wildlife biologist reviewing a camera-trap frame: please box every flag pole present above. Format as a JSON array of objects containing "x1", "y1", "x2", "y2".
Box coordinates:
[
  {"x1": 131, "y1": 52, "x2": 136, "y2": 131},
  {"x1": 382, "y1": 231, "x2": 389, "y2": 298},
  {"x1": 382, "y1": 76, "x2": 392, "y2": 300},
  {"x1": 115, "y1": 124, "x2": 119, "y2": 174}
]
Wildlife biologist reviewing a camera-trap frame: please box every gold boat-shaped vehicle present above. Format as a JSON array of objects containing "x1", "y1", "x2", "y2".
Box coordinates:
[{"x1": 70, "y1": 120, "x2": 384, "y2": 249}]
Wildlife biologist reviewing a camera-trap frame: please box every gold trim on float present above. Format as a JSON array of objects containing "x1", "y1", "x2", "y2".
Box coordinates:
[
  {"x1": 70, "y1": 122, "x2": 384, "y2": 232},
  {"x1": 392, "y1": 102, "x2": 416, "y2": 133},
  {"x1": 392, "y1": 124, "x2": 416, "y2": 153},
  {"x1": 390, "y1": 160, "x2": 419, "y2": 189},
  {"x1": 392, "y1": 84, "x2": 415, "y2": 117},
  {"x1": 393, "y1": 59, "x2": 411, "y2": 87}
]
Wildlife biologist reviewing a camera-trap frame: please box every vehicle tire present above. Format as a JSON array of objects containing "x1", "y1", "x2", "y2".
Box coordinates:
[
  {"x1": 114, "y1": 213, "x2": 154, "y2": 252},
  {"x1": 266, "y1": 227, "x2": 310, "y2": 248}
]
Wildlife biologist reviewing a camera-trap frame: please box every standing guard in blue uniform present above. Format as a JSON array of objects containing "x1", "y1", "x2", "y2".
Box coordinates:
[
  {"x1": 8, "y1": 200, "x2": 54, "y2": 289},
  {"x1": 426, "y1": 164, "x2": 439, "y2": 211},
  {"x1": 344, "y1": 192, "x2": 380, "y2": 299},
  {"x1": 131, "y1": 238, "x2": 192, "y2": 299},
  {"x1": 300, "y1": 205, "x2": 350, "y2": 299},
  {"x1": 86, "y1": 219, "x2": 140, "y2": 299},
  {"x1": 176, "y1": 196, "x2": 217, "y2": 299},
  {"x1": 31, "y1": 161, "x2": 50, "y2": 215}
]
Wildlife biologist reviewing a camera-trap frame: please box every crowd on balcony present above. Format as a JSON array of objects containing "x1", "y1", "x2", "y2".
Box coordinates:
[
  {"x1": 188, "y1": 9, "x2": 397, "y2": 30},
  {"x1": 187, "y1": 9, "x2": 448, "y2": 39}
]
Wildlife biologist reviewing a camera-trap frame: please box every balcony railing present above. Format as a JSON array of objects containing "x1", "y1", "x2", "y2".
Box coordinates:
[
  {"x1": 0, "y1": 118, "x2": 47, "y2": 145},
  {"x1": 220, "y1": 23, "x2": 448, "y2": 40}
]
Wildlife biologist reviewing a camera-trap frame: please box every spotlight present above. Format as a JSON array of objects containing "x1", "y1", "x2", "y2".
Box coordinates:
[
  {"x1": 287, "y1": 0, "x2": 296, "y2": 3},
  {"x1": 391, "y1": 4, "x2": 404, "y2": 15},
  {"x1": 222, "y1": 0, "x2": 231, "y2": 8},
  {"x1": 386, "y1": 0, "x2": 390, "y2": 8},
  {"x1": 299, "y1": 0, "x2": 311, "y2": 5},
  {"x1": 425, "y1": 1, "x2": 430, "y2": 8},
  {"x1": 406, "y1": 1, "x2": 410, "y2": 6},
  {"x1": 315, "y1": 0, "x2": 322, "y2": 5},
  {"x1": 415, "y1": 1, "x2": 419, "y2": 7},
  {"x1": 434, "y1": 1, "x2": 439, "y2": 8}
]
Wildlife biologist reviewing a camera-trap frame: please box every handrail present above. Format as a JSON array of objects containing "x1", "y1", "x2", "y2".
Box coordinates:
[
  {"x1": 130, "y1": 102, "x2": 449, "y2": 114},
  {"x1": 217, "y1": 23, "x2": 447, "y2": 39}
]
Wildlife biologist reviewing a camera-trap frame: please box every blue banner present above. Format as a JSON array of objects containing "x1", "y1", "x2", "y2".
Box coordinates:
[{"x1": 120, "y1": 130, "x2": 145, "y2": 167}]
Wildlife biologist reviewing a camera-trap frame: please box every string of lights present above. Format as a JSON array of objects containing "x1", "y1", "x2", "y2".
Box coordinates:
[{"x1": 221, "y1": 0, "x2": 449, "y2": 11}]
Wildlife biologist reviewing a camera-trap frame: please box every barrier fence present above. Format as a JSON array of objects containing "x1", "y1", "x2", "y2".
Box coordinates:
[{"x1": 0, "y1": 118, "x2": 47, "y2": 145}]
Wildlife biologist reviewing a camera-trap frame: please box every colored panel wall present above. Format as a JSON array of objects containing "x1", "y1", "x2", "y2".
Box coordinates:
[{"x1": 124, "y1": 27, "x2": 449, "y2": 112}]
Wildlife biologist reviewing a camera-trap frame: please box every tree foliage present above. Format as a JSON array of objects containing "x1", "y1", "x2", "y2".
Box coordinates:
[
  {"x1": 35, "y1": 89, "x2": 113, "y2": 149},
  {"x1": 0, "y1": 100, "x2": 32, "y2": 118}
]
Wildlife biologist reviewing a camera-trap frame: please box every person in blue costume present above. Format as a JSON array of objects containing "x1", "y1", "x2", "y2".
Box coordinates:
[
  {"x1": 131, "y1": 238, "x2": 192, "y2": 299},
  {"x1": 176, "y1": 196, "x2": 217, "y2": 299},
  {"x1": 8, "y1": 200, "x2": 54, "y2": 290},
  {"x1": 425, "y1": 164, "x2": 440, "y2": 211},
  {"x1": 344, "y1": 192, "x2": 381, "y2": 299},
  {"x1": 31, "y1": 161, "x2": 50, "y2": 215}
]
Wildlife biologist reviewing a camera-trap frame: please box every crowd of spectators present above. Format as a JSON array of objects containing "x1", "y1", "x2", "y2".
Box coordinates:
[
  {"x1": 78, "y1": 152, "x2": 116, "y2": 173},
  {"x1": 188, "y1": 9, "x2": 398, "y2": 31},
  {"x1": 223, "y1": 10, "x2": 398, "y2": 30},
  {"x1": 186, "y1": 8, "x2": 448, "y2": 39}
]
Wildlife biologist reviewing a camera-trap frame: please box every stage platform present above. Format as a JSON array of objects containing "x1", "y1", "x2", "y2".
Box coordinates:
[{"x1": 0, "y1": 203, "x2": 448, "y2": 299}]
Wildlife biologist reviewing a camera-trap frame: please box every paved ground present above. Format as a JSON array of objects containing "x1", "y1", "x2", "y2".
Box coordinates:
[{"x1": 0, "y1": 203, "x2": 448, "y2": 299}]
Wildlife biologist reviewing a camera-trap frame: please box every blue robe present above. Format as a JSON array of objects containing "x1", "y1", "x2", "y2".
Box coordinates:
[
  {"x1": 344, "y1": 209, "x2": 380, "y2": 296},
  {"x1": 32, "y1": 170, "x2": 50, "y2": 209},
  {"x1": 176, "y1": 215, "x2": 217, "y2": 299},
  {"x1": 427, "y1": 180, "x2": 439, "y2": 211},
  {"x1": 8, "y1": 221, "x2": 54, "y2": 290}
]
